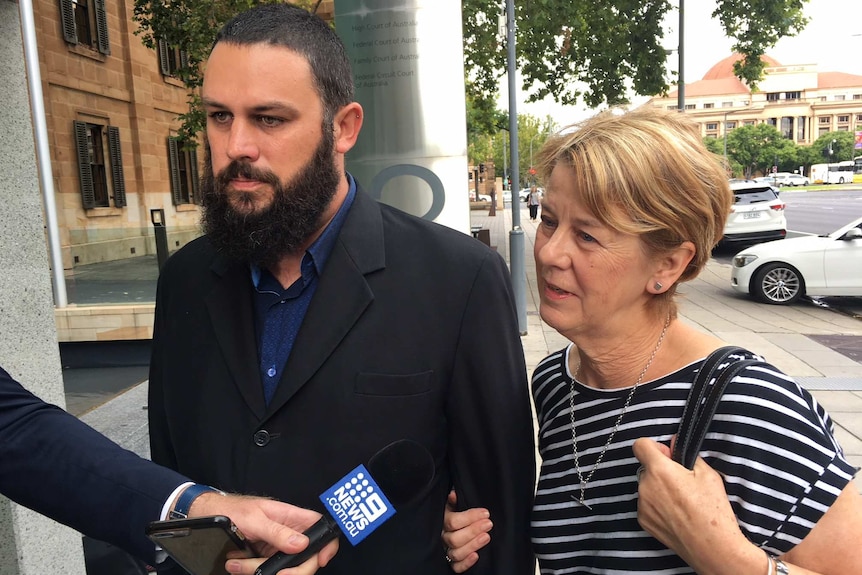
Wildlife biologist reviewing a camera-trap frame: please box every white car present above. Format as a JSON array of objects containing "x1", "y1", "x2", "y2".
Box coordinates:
[
  {"x1": 722, "y1": 181, "x2": 787, "y2": 244},
  {"x1": 778, "y1": 173, "x2": 810, "y2": 186},
  {"x1": 519, "y1": 187, "x2": 543, "y2": 202},
  {"x1": 731, "y1": 216, "x2": 862, "y2": 304}
]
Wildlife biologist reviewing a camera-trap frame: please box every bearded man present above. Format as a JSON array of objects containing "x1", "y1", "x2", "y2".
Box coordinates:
[{"x1": 147, "y1": 5, "x2": 535, "y2": 575}]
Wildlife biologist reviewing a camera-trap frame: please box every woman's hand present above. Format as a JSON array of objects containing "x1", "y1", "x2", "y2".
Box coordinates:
[
  {"x1": 441, "y1": 490, "x2": 493, "y2": 573},
  {"x1": 632, "y1": 438, "x2": 764, "y2": 574}
]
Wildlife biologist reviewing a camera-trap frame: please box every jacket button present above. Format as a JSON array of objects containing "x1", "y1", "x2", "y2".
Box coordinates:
[{"x1": 253, "y1": 430, "x2": 270, "y2": 447}]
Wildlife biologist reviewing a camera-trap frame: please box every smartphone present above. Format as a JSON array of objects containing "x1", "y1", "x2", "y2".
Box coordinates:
[{"x1": 146, "y1": 515, "x2": 250, "y2": 575}]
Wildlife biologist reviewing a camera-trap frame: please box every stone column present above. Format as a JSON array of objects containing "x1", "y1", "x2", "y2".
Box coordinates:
[{"x1": 0, "y1": 1, "x2": 88, "y2": 573}]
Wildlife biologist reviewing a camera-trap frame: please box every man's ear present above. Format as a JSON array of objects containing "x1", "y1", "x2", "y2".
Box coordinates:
[
  {"x1": 649, "y1": 241, "x2": 696, "y2": 294},
  {"x1": 333, "y1": 102, "x2": 363, "y2": 154}
]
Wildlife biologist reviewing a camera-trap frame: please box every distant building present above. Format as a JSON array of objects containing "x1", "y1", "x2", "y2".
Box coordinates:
[{"x1": 647, "y1": 53, "x2": 862, "y2": 146}]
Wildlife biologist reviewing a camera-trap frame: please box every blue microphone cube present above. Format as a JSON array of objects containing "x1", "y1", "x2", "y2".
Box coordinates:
[{"x1": 319, "y1": 464, "x2": 396, "y2": 545}]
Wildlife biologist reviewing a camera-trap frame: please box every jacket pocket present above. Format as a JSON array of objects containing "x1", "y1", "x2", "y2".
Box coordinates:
[{"x1": 354, "y1": 370, "x2": 433, "y2": 397}]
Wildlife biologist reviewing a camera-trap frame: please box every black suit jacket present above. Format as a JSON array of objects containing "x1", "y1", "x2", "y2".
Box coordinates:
[
  {"x1": 0, "y1": 365, "x2": 186, "y2": 563},
  {"x1": 149, "y1": 186, "x2": 536, "y2": 574}
]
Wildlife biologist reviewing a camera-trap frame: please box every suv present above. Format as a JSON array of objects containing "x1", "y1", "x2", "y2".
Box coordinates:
[{"x1": 722, "y1": 181, "x2": 787, "y2": 244}]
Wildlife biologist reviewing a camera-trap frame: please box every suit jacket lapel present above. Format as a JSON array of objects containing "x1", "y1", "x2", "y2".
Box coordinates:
[
  {"x1": 205, "y1": 257, "x2": 267, "y2": 419},
  {"x1": 265, "y1": 187, "x2": 385, "y2": 414}
]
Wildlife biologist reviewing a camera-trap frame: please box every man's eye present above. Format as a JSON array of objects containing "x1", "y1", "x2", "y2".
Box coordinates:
[
  {"x1": 208, "y1": 112, "x2": 230, "y2": 123},
  {"x1": 258, "y1": 116, "x2": 283, "y2": 127}
]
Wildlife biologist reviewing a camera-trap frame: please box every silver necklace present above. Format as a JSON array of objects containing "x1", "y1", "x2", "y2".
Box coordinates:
[{"x1": 569, "y1": 314, "x2": 670, "y2": 509}]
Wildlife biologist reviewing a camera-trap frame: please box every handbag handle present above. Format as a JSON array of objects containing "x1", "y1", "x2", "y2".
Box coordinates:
[{"x1": 672, "y1": 346, "x2": 760, "y2": 469}]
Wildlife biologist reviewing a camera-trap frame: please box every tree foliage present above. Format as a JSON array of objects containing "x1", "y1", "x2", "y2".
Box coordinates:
[{"x1": 462, "y1": 0, "x2": 809, "y2": 112}]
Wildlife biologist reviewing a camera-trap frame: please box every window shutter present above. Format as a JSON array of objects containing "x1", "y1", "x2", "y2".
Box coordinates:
[
  {"x1": 59, "y1": 0, "x2": 77, "y2": 44},
  {"x1": 94, "y1": 0, "x2": 111, "y2": 55},
  {"x1": 157, "y1": 39, "x2": 170, "y2": 76},
  {"x1": 107, "y1": 126, "x2": 126, "y2": 207},
  {"x1": 167, "y1": 138, "x2": 182, "y2": 205},
  {"x1": 74, "y1": 121, "x2": 96, "y2": 209},
  {"x1": 188, "y1": 147, "x2": 200, "y2": 204}
]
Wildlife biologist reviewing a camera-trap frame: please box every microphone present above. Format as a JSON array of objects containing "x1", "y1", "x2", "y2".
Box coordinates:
[{"x1": 254, "y1": 439, "x2": 434, "y2": 575}]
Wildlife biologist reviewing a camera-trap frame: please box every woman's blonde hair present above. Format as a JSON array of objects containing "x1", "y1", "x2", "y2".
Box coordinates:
[{"x1": 536, "y1": 106, "x2": 733, "y2": 316}]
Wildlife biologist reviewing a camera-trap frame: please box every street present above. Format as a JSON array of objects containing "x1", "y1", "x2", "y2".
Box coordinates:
[{"x1": 711, "y1": 186, "x2": 862, "y2": 318}]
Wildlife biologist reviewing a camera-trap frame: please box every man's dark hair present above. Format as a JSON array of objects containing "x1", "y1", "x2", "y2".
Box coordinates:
[{"x1": 214, "y1": 4, "x2": 353, "y2": 119}]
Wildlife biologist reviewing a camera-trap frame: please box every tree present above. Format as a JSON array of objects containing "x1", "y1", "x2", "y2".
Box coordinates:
[
  {"x1": 725, "y1": 124, "x2": 792, "y2": 179},
  {"x1": 462, "y1": 0, "x2": 808, "y2": 110},
  {"x1": 810, "y1": 131, "x2": 856, "y2": 162},
  {"x1": 134, "y1": 1, "x2": 809, "y2": 147}
]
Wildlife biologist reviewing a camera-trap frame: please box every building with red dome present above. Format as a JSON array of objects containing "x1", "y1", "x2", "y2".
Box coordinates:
[{"x1": 647, "y1": 53, "x2": 862, "y2": 145}]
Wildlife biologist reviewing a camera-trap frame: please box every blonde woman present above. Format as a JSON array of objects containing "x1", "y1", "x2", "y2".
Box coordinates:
[{"x1": 442, "y1": 107, "x2": 862, "y2": 575}]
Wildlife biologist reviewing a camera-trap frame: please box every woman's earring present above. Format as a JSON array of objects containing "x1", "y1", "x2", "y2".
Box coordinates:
[{"x1": 654, "y1": 282, "x2": 663, "y2": 292}]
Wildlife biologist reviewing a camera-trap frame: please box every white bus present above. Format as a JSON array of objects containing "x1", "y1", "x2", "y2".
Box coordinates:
[{"x1": 811, "y1": 161, "x2": 854, "y2": 184}]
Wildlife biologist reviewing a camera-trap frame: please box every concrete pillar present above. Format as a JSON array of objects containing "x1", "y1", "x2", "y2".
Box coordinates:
[{"x1": 0, "y1": 1, "x2": 88, "y2": 573}]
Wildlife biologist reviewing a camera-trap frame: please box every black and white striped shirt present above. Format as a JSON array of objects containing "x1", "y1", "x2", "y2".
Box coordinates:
[{"x1": 531, "y1": 346, "x2": 857, "y2": 574}]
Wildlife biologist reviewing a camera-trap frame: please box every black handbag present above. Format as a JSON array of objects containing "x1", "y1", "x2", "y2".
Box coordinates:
[{"x1": 671, "y1": 346, "x2": 762, "y2": 469}]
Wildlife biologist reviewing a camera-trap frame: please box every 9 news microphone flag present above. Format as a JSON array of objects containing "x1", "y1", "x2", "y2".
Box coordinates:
[{"x1": 255, "y1": 439, "x2": 434, "y2": 575}]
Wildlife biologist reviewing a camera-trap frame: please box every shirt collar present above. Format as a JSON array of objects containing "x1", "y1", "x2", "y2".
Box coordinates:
[{"x1": 251, "y1": 174, "x2": 357, "y2": 288}]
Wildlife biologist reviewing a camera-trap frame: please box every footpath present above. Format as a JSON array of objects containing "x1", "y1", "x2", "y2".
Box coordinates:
[{"x1": 78, "y1": 203, "x2": 862, "y2": 493}]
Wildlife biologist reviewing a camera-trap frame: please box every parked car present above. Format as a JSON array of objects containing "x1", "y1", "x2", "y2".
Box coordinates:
[
  {"x1": 773, "y1": 172, "x2": 809, "y2": 186},
  {"x1": 722, "y1": 181, "x2": 787, "y2": 244},
  {"x1": 502, "y1": 190, "x2": 512, "y2": 203},
  {"x1": 731, "y1": 216, "x2": 862, "y2": 304},
  {"x1": 753, "y1": 176, "x2": 777, "y2": 186}
]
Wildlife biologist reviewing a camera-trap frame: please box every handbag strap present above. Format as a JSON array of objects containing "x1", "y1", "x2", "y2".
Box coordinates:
[{"x1": 672, "y1": 346, "x2": 760, "y2": 469}]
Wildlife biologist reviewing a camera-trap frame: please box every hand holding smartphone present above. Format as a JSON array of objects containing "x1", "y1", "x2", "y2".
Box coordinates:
[{"x1": 146, "y1": 515, "x2": 251, "y2": 575}]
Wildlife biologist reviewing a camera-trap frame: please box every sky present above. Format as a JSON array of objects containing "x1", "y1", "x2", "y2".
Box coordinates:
[{"x1": 507, "y1": 0, "x2": 862, "y2": 126}]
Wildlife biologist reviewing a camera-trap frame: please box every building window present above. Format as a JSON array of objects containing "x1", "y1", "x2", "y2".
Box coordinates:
[
  {"x1": 797, "y1": 116, "x2": 806, "y2": 141},
  {"x1": 766, "y1": 93, "x2": 780, "y2": 102},
  {"x1": 780, "y1": 117, "x2": 793, "y2": 139},
  {"x1": 725, "y1": 121, "x2": 737, "y2": 130},
  {"x1": 167, "y1": 138, "x2": 200, "y2": 205},
  {"x1": 838, "y1": 126, "x2": 849, "y2": 131},
  {"x1": 834, "y1": 95, "x2": 845, "y2": 101},
  {"x1": 819, "y1": 116, "x2": 831, "y2": 124},
  {"x1": 703, "y1": 103, "x2": 714, "y2": 109},
  {"x1": 60, "y1": 0, "x2": 110, "y2": 55},
  {"x1": 722, "y1": 101, "x2": 734, "y2": 108},
  {"x1": 706, "y1": 123, "x2": 718, "y2": 131},
  {"x1": 819, "y1": 127, "x2": 830, "y2": 136},
  {"x1": 838, "y1": 115, "x2": 850, "y2": 123},
  {"x1": 856, "y1": 114, "x2": 862, "y2": 122},
  {"x1": 73, "y1": 121, "x2": 126, "y2": 209},
  {"x1": 766, "y1": 118, "x2": 777, "y2": 127},
  {"x1": 744, "y1": 120, "x2": 756, "y2": 126},
  {"x1": 666, "y1": 105, "x2": 677, "y2": 110},
  {"x1": 853, "y1": 94, "x2": 862, "y2": 100},
  {"x1": 785, "y1": 91, "x2": 800, "y2": 100},
  {"x1": 684, "y1": 104, "x2": 695, "y2": 110},
  {"x1": 157, "y1": 39, "x2": 188, "y2": 77}
]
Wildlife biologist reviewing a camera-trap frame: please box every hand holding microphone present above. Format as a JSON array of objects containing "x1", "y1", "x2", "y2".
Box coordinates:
[{"x1": 254, "y1": 439, "x2": 435, "y2": 575}]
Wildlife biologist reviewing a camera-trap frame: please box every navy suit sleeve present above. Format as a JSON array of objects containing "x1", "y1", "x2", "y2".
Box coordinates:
[
  {"x1": 448, "y1": 251, "x2": 537, "y2": 574},
  {"x1": 0, "y1": 366, "x2": 188, "y2": 563}
]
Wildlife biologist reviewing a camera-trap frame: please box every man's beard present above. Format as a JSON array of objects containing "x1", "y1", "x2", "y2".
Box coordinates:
[{"x1": 200, "y1": 126, "x2": 339, "y2": 269}]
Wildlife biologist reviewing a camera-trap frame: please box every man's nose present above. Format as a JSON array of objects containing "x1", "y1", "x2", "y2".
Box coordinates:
[{"x1": 226, "y1": 121, "x2": 260, "y2": 162}]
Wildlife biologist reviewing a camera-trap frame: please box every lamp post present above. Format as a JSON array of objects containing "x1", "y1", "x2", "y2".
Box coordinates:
[{"x1": 503, "y1": 0, "x2": 527, "y2": 334}]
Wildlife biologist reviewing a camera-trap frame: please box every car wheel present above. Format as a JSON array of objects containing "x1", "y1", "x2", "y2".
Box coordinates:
[
  {"x1": 838, "y1": 177, "x2": 845, "y2": 184},
  {"x1": 751, "y1": 262, "x2": 805, "y2": 305}
]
